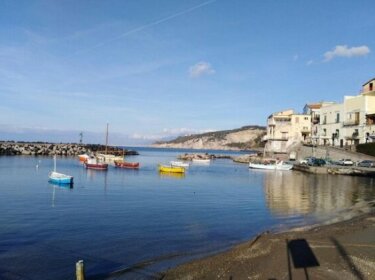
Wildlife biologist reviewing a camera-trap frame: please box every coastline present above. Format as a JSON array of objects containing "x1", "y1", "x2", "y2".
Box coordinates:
[{"x1": 160, "y1": 210, "x2": 375, "y2": 280}]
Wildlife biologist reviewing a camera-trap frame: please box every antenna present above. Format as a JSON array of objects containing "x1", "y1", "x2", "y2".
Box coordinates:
[
  {"x1": 79, "y1": 132, "x2": 83, "y2": 144},
  {"x1": 105, "y1": 123, "x2": 109, "y2": 155}
]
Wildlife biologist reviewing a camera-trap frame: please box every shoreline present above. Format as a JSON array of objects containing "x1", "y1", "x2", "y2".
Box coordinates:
[{"x1": 160, "y1": 210, "x2": 375, "y2": 279}]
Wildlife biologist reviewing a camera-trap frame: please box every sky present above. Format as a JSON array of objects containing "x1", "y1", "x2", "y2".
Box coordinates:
[{"x1": 0, "y1": 0, "x2": 374, "y2": 145}]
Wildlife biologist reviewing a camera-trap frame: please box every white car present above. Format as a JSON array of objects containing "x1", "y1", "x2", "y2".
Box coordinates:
[{"x1": 338, "y1": 159, "x2": 354, "y2": 166}]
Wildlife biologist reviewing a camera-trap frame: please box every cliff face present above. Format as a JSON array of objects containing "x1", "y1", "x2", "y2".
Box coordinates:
[{"x1": 153, "y1": 126, "x2": 266, "y2": 150}]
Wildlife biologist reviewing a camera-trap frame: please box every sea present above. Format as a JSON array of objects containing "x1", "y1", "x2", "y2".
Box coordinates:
[{"x1": 0, "y1": 147, "x2": 374, "y2": 279}]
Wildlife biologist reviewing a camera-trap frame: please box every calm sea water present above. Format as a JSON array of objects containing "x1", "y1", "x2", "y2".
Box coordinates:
[{"x1": 0, "y1": 147, "x2": 375, "y2": 279}]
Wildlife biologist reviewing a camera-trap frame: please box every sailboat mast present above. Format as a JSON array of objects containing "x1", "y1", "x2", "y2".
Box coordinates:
[
  {"x1": 54, "y1": 155, "x2": 56, "y2": 172},
  {"x1": 105, "y1": 123, "x2": 109, "y2": 155}
]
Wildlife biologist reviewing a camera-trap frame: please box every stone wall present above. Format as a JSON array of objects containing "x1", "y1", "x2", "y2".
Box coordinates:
[{"x1": 0, "y1": 142, "x2": 90, "y2": 156}]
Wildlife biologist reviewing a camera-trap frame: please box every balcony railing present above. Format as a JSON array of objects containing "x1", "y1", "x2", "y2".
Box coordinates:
[
  {"x1": 312, "y1": 117, "x2": 320, "y2": 124},
  {"x1": 343, "y1": 120, "x2": 360, "y2": 126}
]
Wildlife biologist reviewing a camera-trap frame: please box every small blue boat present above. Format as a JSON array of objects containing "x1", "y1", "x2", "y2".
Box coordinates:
[
  {"x1": 48, "y1": 156, "x2": 73, "y2": 185},
  {"x1": 49, "y1": 171, "x2": 74, "y2": 184}
]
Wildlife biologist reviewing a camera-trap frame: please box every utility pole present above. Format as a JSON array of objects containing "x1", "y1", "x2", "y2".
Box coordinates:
[{"x1": 79, "y1": 132, "x2": 83, "y2": 144}]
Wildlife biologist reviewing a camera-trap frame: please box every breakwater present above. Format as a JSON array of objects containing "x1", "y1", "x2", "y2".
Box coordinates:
[{"x1": 0, "y1": 142, "x2": 138, "y2": 156}]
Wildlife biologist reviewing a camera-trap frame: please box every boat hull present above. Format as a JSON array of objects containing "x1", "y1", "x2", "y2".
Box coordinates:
[
  {"x1": 48, "y1": 172, "x2": 73, "y2": 184},
  {"x1": 192, "y1": 159, "x2": 210, "y2": 164},
  {"x1": 114, "y1": 161, "x2": 140, "y2": 169},
  {"x1": 170, "y1": 161, "x2": 189, "y2": 168},
  {"x1": 249, "y1": 163, "x2": 293, "y2": 170},
  {"x1": 85, "y1": 163, "x2": 108, "y2": 170},
  {"x1": 158, "y1": 165, "x2": 185, "y2": 173}
]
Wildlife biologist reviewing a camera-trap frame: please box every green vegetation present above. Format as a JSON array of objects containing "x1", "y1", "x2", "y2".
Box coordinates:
[{"x1": 356, "y1": 143, "x2": 375, "y2": 156}]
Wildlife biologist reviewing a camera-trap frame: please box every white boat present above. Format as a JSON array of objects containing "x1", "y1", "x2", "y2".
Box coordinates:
[
  {"x1": 49, "y1": 155, "x2": 73, "y2": 184},
  {"x1": 192, "y1": 158, "x2": 210, "y2": 164},
  {"x1": 170, "y1": 161, "x2": 189, "y2": 168},
  {"x1": 249, "y1": 160, "x2": 293, "y2": 170}
]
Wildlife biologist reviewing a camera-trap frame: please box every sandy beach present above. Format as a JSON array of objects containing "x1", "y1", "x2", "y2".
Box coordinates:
[{"x1": 161, "y1": 211, "x2": 375, "y2": 280}]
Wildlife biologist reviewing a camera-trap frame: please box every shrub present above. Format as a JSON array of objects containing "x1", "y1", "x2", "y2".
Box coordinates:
[{"x1": 356, "y1": 143, "x2": 375, "y2": 156}]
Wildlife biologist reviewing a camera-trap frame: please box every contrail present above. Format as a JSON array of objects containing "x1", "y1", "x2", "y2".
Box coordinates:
[{"x1": 74, "y1": 0, "x2": 217, "y2": 54}]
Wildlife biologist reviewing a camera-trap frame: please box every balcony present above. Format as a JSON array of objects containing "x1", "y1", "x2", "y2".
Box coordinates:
[
  {"x1": 343, "y1": 120, "x2": 360, "y2": 126},
  {"x1": 312, "y1": 117, "x2": 320, "y2": 124}
]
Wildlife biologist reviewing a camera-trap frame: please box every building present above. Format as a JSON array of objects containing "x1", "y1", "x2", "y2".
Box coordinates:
[
  {"x1": 303, "y1": 102, "x2": 336, "y2": 144},
  {"x1": 317, "y1": 77, "x2": 375, "y2": 146},
  {"x1": 264, "y1": 109, "x2": 311, "y2": 153},
  {"x1": 319, "y1": 103, "x2": 344, "y2": 146}
]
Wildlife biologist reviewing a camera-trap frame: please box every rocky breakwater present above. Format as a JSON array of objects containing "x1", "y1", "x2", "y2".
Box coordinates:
[
  {"x1": 0, "y1": 142, "x2": 139, "y2": 156},
  {"x1": 0, "y1": 142, "x2": 90, "y2": 156}
]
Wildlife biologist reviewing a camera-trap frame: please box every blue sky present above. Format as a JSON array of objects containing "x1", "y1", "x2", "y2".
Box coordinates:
[{"x1": 0, "y1": 0, "x2": 374, "y2": 145}]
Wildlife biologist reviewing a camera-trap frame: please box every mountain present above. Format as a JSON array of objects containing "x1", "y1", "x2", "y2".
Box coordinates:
[{"x1": 153, "y1": 125, "x2": 266, "y2": 150}]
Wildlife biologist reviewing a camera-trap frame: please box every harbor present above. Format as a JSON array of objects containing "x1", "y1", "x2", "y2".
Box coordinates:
[{"x1": 1, "y1": 148, "x2": 374, "y2": 279}]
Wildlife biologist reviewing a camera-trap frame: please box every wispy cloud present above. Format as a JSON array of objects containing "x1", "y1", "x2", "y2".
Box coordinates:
[
  {"x1": 293, "y1": 54, "x2": 299, "y2": 61},
  {"x1": 189, "y1": 61, "x2": 215, "y2": 78},
  {"x1": 324, "y1": 45, "x2": 370, "y2": 61},
  {"x1": 306, "y1": 60, "x2": 314, "y2": 66}
]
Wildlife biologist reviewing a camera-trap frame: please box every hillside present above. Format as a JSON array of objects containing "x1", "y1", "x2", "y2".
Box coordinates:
[{"x1": 153, "y1": 125, "x2": 266, "y2": 150}]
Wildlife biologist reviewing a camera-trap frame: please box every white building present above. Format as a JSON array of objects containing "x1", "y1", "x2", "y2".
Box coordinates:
[
  {"x1": 317, "y1": 77, "x2": 375, "y2": 146},
  {"x1": 264, "y1": 109, "x2": 311, "y2": 153}
]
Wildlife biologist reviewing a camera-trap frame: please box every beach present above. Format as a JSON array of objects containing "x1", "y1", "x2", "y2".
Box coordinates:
[{"x1": 161, "y1": 211, "x2": 375, "y2": 280}]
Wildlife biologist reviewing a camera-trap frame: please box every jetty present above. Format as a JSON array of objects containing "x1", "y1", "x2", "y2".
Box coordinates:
[{"x1": 0, "y1": 142, "x2": 138, "y2": 157}]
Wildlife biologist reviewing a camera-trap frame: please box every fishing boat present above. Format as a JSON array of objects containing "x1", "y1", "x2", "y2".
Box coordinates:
[
  {"x1": 114, "y1": 160, "x2": 140, "y2": 169},
  {"x1": 97, "y1": 154, "x2": 124, "y2": 164},
  {"x1": 192, "y1": 158, "x2": 210, "y2": 164},
  {"x1": 170, "y1": 161, "x2": 189, "y2": 168},
  {"x1": 49, "y1": 155, "x2": 74, "y2": 184},
  {"x1": 78, "y1": 154, "x2": 90, "y2": 162},
  {"x1": 249, "y1": 160, "x2": 293, "y2": 170},
  {"x1": 84, "y1": 157, "x2": 108, "y2": 170},
  {"x1": 158, "y1": 164, "x2": 185, "y2": 173}
]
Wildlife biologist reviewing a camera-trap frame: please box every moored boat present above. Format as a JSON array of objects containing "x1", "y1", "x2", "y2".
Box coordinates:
[
  {"x1": 170, "y1": 161, "x2": 189, "y2": 168},
  {"x1": 114, "y1": 160, "x2": 140, "y2": 169},
  {"x1": 49, "y1": 155, "x2": 74, "y2": 184},
  {"x1": 49, "y1": 171, "x2": 74, "y2": 184},
  {"x1": 85, "y1": 157, "x2": 108, "y2": 170},
  {"x1": 158, "y1": 164, "x2": 185, "y2": 173},
  {"x1": 192, "y1": 158, "x2": 210, "y2": 164},
  {"x1": 249, "y1": 160, "x2": 293, "y2": 170},
  {"x1": 78, "y1": 154, "x2": 90, "y2": 162}
]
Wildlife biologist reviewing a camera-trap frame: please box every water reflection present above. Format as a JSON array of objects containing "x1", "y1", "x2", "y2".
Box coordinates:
[
  {"x1": 263, "y1": 171, "x2": 375, "y2": 216},
  {"x1": 159, "y1": 171, "x2": 185, "y2": 179},
  {"x1": 49, "y1": 184, "x2": 73, "y2": 208}
]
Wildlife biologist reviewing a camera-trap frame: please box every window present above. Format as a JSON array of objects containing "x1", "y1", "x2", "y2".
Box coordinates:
[
  {"x1": 323, "y1": 128, "x2": 327, "y2": 136},
  {"x1": 336, "y1": 129, "x2": 339, "y2": 138},
  {"x1": 295, "y1": 117, "x2": 299, "y2": 123},
  {"x1": 304, "y1": 117, "x2": 308, "y2": 120},
  {"x1": 370, "y1": 83, "x2": 373, "y2": 91},
  {"x1": 336, "y1": 113, "x2": 340, "y2": 123}
]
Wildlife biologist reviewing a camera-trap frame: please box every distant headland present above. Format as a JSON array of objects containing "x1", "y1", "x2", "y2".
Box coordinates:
[{"x1": 152, "y1": 125, "x2": 266, "y2": 150}]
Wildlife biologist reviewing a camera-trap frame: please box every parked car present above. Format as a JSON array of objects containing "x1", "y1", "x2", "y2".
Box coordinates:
[
  {"x1": 357, "y1": 160, "x2": 375, "y2": 168},
  {"x1": 300, "y1": 157, "x2": 326, "y2": 166},
  {"x1": 310, "y1": 158, "x2": 326, "y2": 166},
  {"x1": 300, "y1": 157, "x2": 314, "y2": 165},
  {"x1": 338, "y1": 159, "x2": 354, "y2": 166}
]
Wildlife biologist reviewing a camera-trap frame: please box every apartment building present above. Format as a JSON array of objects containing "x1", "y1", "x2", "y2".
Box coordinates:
[
  {"x1": 264, "y1": 109, "x2": 311, "y2": 153},
  {"x1": 317, "y1": 77, "x2": 375, "y2": 146},
  {"x1": 303, "y1": 102, "x2": 335, "y2": 144}
]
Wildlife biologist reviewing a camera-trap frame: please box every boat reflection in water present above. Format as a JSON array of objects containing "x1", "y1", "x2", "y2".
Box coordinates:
[
  {"x1": 159, "y1": 171, "x2": 185, "y2": 179},
  {"x1": 49, "y1": 183, "x2": 73, "y2": 208},
  {"x1": 263, "y1": 171, "x2": 375, "y2": 220}
]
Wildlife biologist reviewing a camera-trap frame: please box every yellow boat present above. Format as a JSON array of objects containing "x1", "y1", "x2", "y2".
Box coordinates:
[{"x1": 158, "y1": 164, "x2": 185, "y2": 173}]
